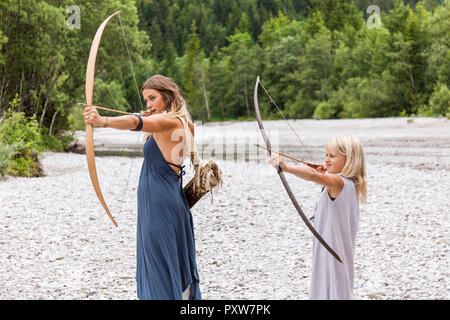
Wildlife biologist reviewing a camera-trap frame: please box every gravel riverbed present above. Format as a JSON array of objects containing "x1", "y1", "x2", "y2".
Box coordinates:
[{"x1": 0, "y1": 117, "x2": 448, "y2": 299}]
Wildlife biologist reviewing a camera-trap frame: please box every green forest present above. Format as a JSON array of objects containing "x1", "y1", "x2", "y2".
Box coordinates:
[{"x1": 0, "y1": 0, "x2": 449, "y2": 176}]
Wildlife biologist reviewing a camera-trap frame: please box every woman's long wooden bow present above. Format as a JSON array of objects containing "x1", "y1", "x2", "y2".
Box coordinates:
[{"x1": 85, "y1": 12, "x2": 122, "y2": 227}]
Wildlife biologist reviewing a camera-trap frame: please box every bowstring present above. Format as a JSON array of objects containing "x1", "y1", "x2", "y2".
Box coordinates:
[
  {"x1": 258, "y1": 79, "x2": 318, "y2": 164},
  {"x1": 118, "y1": 14, "x2": 145, "y2": 216}
]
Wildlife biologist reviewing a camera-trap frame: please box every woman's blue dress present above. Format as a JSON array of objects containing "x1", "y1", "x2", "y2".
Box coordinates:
[{"x1": 136, "y1": 135, "x2": 201, "y2": 300}]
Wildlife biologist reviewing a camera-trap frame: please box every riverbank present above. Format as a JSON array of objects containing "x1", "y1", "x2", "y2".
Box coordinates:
[{"x1": 0, "y1": 117, "x2": 448, "y2": 299}]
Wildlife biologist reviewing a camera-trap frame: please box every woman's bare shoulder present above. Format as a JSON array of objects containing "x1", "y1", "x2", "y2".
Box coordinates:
[{"x1": 169, "y1": 116, "x2": 195, "y2": 136}]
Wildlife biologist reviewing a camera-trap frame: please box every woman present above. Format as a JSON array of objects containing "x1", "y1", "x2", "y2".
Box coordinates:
[{"x1": 84, "y1": 75, "x2": 201, "y2": 300}]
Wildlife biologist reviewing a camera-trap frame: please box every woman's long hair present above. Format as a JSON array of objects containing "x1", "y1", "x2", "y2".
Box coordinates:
[
  {"x1": 141, "y1": 74, "x2": 192, "y2": 124},
  {"x1": 141, "y1": 75, "x2": 196, "y2": 167},
  {"x1": 326, "y1": 136, "x2": 367, "y2": 204},
  {"x1": 141, "y1": 75, "x2": 193, "y2": 143}
]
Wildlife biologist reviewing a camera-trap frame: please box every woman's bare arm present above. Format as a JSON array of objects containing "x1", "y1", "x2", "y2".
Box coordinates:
[
  {"x1": 100, "y1": 115, "x2": 139, "y2": 130},
  {"x1": 84, "y1": 107, "x2": 181, "y2": 133},
  {"x1": 103, "y1": 114, "x2": 181, "y2": 132}
]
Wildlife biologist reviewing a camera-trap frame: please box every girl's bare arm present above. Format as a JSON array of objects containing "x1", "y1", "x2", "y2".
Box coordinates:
[
  {"x1": 270, "y1": 154, "x2": 343, "y2": 190},
  {"x1": 284, "y1": 164, "x2": 343, "y2": 190}
]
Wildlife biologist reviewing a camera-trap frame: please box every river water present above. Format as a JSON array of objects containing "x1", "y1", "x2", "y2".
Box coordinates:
[{"x1": 75, "y1": 117, "x2": 450, "y2": 171}]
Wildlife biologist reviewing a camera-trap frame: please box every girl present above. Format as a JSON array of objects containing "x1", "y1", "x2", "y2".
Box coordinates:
[
  {"x1": 269, "y1": 136, "x2": 366, "y2": 300},
  {"x1": 84, "y1": 75, "x2": 201, "y2": 300}
]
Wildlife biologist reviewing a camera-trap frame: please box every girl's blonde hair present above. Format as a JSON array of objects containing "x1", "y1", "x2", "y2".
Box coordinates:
[{"x1": 326, "y1": 136, "x2": 367, "y2": 204}]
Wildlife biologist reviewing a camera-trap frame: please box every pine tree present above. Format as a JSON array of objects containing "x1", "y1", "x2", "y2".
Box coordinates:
[{"x1": 183, "y1": 21, "x2": 210, "y2": 120}]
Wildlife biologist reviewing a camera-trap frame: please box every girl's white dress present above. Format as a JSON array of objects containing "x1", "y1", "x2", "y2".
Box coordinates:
[{"x1": 309, "y1": 176, "x2": 360, "y2": 300}]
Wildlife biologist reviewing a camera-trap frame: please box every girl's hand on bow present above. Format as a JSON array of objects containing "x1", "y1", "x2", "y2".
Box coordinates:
[
  {"x1": 269, "y1": 154, "x2": 288, "y2": 171},
  {"x1": 315, "y1": 163, "x2": 327, "y2": 174}
]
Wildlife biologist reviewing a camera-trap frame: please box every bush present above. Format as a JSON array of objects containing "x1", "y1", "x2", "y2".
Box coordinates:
[
  {"x1": 0, "y1": 143, "x2": 18, "y2": 177},
  {"x1": 39, "y1": 132, "x2": 75, "y2": 153},
  {"x1": 418, "y1": 83, "x2": 450, "y2": 117},
  {"x1": 0, "y1": 101, "x2": 45, "y2": 177},
  {"x1": 314, "y1": 101, "x2": 338, "y2": 119}
]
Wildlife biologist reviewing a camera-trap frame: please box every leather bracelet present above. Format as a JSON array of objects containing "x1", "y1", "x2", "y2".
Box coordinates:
[
  {"x1": 131, "y1": 113, "x2": 143, "y2": 131},
  {"x1": 102, "y1": 117, "x2": 108, "y2": 128}
]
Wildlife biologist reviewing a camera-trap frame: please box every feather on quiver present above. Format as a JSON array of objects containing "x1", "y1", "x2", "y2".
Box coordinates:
[{"x1": 178, "y1": 117, "x2": 223, "y2": 208}]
